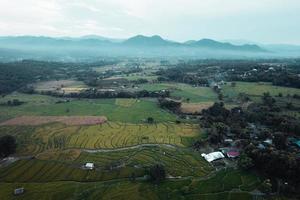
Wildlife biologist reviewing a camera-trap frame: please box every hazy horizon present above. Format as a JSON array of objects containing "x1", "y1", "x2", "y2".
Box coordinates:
[{"x1": 1, "y1": 0, "x2": 300, "y2": 45}]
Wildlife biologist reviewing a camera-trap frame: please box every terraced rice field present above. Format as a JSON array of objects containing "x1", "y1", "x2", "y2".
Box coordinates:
[
  {"x1": 0, "y1": 122, "x2": 201, "y2": 155},
  {"x1": 0, "y1": 116, "x2": 107, "y2": 126},
  {"x1": 0, "y1": 169, "x2": 260, "y2": 200},
  {"x1": 0, "y1": 146, "x2": 212, "y2": 183},
  {"x1": 0, "y1": 159, "x2": 144, "y2": 183}
]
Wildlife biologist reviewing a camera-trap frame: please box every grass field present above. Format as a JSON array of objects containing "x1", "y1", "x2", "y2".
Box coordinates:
[
  {"x1": 126, "y1": 75, "x2": 158, "y2": 81},
  {"x1": 115, "y1": 98, "x2": 138, "y2": 107},
  {"x1": 138, "y1": 83, "x2": 218, "y2": 103},
  {"x1": 108, "y1": 74, "x2": 159, "y2": 81},
  {"x1": 223, "y1": 82, "x2": 300, "y2": 99},
  {"x1": 0, "y1": 122, "x2": 201, "y2": 154},
  {"x1": 0, "y1": 93, "x2": 176, "y2": 123},
  {"x1": 0, "y1": 168, "x2": 261, "y2": 200}
]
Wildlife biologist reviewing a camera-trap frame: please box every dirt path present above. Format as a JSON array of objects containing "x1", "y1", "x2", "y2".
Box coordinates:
[
  {"x1": 0, "y1": 156, "x2": 33, "y2": 167},
  {"x1": 80, "y1": 143, "x2": 176, "y2": 153}
]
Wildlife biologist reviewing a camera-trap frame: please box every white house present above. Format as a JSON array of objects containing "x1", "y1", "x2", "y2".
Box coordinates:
[
  {"x1": 85, "y1": 163, "x2": 94, "y2": 170},
  {"x1": 201, "y1": 152, "x2": 225, "y2": 162}
]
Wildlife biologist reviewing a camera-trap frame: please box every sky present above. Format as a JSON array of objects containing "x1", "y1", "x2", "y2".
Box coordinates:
[{"x1": 0, "y1": 0, "x2": 300, "y2": 44}]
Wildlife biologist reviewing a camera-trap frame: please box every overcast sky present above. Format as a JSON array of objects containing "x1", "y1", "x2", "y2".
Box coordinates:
[{"x1": 0, "y1": 0, "x2": 299, "y2": 44}]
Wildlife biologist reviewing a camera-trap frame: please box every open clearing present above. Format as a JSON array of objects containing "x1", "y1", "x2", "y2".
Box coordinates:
[
  {"x1": 115, "y1": 98, "x2": 138, "y2": 107},
  {"x1": 138, "y1": 83, "x2": 218, "y2": 102},
  {"x1": 33, "y1": 80, "x2": 88, "y2": 94},
  {"x1": 223, "y1": 81, "x2": 300, "y2": 98},
  {"x1": 0, "y1": 116, "x2": 107, "y2": 126},
  {"x1": 180, "y1": 102, "x2": 214, "y2": 114},
  {"x1": 0, "y1": 122, "x2": 201, "y2": 155}
]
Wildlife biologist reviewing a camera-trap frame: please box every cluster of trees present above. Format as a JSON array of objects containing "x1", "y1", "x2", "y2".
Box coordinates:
[
  {"x1": 225, "y1": 64, "x2": 300, "y2": 88},
  {"x1": 40, "y1": 89, "x2": 170, "y2": 99},
  {"x1": 147, "y1": 164, "x2": 166, "y2": 184},
  {"x1": 0, "y1": 60, "x2": 57, "y2": 94},
  {"x1": 0, "y1": 99, "x2": 24, "y2": 106},
  {"x1": 0, "y1": 135, "x2": 17, "y2": 158},
  {"x1": 199, "y1": 103, "x2": 248, "y2": 144},
  {"x1": 156, "y1": 59, "x2": 300, "y2": 89},
  {"x1": 156, "y1": 68, "x2": 209, "y2": 86},
  {"x1": 244, "y1": 144, "x2": 300, "y2": 193},
  {"x1": 0, "y1": 60, "x2": 116, "y2": 94},
  {"x1": 158, "y1": 98, "x2": 181, "y2": 113}
]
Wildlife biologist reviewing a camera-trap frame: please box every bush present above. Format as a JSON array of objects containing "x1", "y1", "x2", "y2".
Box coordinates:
[
  {"x1": 0, "y1": 135, "x2": 17, "y2": 158},
  {"x1": 148, "y1": 164, "x2": 166, "y2": 184}
]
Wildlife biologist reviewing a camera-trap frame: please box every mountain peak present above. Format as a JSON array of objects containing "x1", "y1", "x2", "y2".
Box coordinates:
[
  {"x1": 123, "y1": 35, "x2": 173, "y2": 46},
  {"x1": 188, "y1": 38, "x2": 265, "y2": 52}
]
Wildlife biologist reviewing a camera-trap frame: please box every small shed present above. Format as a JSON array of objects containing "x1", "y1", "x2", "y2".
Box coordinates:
[
  {"x1": 14, "y1": 188, "x2": 24, "y2": 195},
  {"x1": 85, "y1": 163, "x2": 94, "y2": 170}
]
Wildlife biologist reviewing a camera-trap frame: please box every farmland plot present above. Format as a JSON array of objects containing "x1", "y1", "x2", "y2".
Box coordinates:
[
  {"x1": 0, "y1": 146, "x2": 212, "y2": 183},
  {"x1": 0, "y1": 122, "x2": 201, "y2": 155}
]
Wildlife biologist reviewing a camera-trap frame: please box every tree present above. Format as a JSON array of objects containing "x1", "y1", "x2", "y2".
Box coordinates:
[
  {"x1": 0, "y1": 135, "x2": 17, "y2": 158},
  {"x1": 218, "y1": 93, "x2": 224, "y2": 101},
  {"x1": 260, "y1": 179, "x2": 272, "y2": 194},
  {"x1": 273, "y1": 132, "x2": 287, "y2": 150},
  {"x1": 147, "y1": 117, "x2": 154, "y2": 124},
  {"x1": 238, "y1": 153, "x2": 254, "y2": 170},
  {"x1": 158, "y1": 98, "x2": 181, "y2": 112},
  {"x1": 262, "y1": 92, "x2": 276, "y2": 107},
  {"x1": 148, "y1": 164, "x2": 166, "y2": 184},
  {"x1": 286, "y1": 102, "x2": 293, "y2": 109}
]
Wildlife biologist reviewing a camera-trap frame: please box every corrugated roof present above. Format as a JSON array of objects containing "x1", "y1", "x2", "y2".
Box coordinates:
[{"x1": 201, "y1": 152, "x2": 225, "y2": 162}]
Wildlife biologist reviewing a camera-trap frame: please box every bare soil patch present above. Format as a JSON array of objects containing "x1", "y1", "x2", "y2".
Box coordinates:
[
  {"x1": 0, "y1": 116, "x2": 107, "y2": 126},
  {"x1": 33, "y1": 79, "x2": 87, "y2": 94},
  {"x1": 180, "y1": 102, "x2": 214, "y2": 114}
]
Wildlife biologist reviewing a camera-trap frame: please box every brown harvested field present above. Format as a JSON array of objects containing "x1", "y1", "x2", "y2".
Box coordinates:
[
  {"x1": 33, "y1": 79, "x2": 88, "y2": 94},
  {"x1": 0, "y1": 116, "x2": 107, "y2": 126},
  {"x1": 180, "y1": 102, "x2": 214, "y2": 114}
]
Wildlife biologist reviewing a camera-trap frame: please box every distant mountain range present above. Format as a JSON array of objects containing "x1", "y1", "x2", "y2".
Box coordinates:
[{"x1": 0, "y1": 35, "x2": 299, "y2": 61}]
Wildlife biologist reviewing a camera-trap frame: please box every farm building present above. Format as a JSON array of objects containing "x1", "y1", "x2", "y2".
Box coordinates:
[
  {"x1": 201, "y1": 152, "x2": 225, "y2": 162},
  {"x1": 85, "y1": 163, "x2": 94, "y2": 170},
  {"x1": 226, "y1": 151, "x2": 240, "y2": 158},
  {"x1": 14, "y1": 188, "x2": 24, "y2": 195}
]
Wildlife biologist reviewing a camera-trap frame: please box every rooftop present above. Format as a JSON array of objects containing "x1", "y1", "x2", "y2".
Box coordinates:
[{"x1": 201, "y1": 152, "x2": 225, "y2": 162}]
